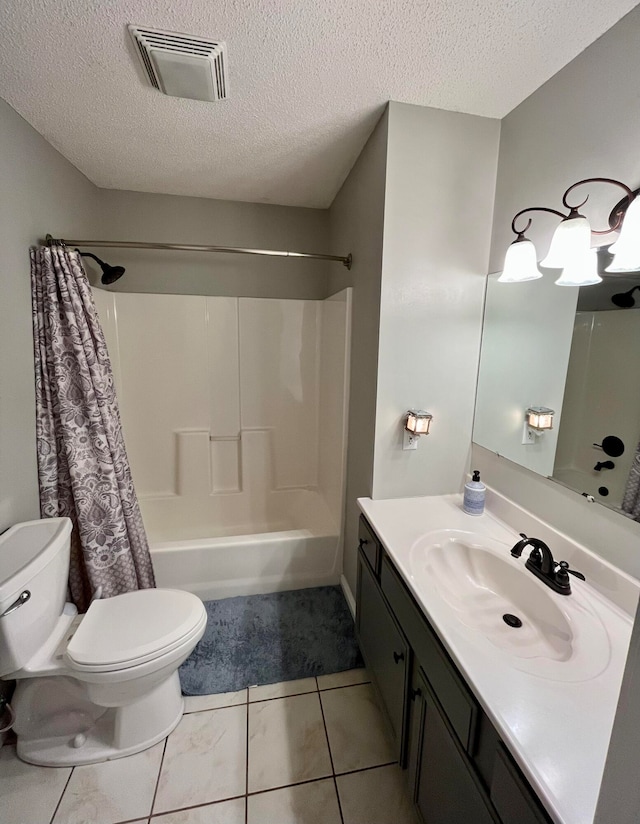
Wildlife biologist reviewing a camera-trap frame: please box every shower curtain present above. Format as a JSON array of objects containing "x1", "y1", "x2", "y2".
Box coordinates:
[
  {"x1": 30, "y1": 245, "x2": 155, "y2": 612},
  {"x1": 622, "y1": 442, "x2": 640, "y2": 522}
]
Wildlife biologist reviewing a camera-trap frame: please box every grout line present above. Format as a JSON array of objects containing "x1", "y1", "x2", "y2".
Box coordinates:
[
  {"x1": 317, "y1": 687, "x2": 344, "y2": 824},
  {"x1": 334, "y1": 761, "x2": 398, "y2": 778},
  {"x1": 249, "y1": 688, "x2": 318, "y2": 704},
  {"x1": 149, "y1": 737, "x2": 168, "y2": 818},
  {"x1": 48, "y1": 765, "x2": 74, "y2": 824},
  {"x1": 149, "y1": 794, "x2": 247, "y2": 820},
  {"x1": 333, "y1": 774, "x2": 345, "y2": 824},
  {"x1": 148, "y1": 765, "x2": 399, "y2": 821},
  {"x1": 245, "y1": 688, "x2": 249, "y2": 824},
  {"x1": 318, "y1": 680, "x2": 371, "y2": 693},
  {"x1": 247, "y1": 772, "x2": 334, "y2": 798}
]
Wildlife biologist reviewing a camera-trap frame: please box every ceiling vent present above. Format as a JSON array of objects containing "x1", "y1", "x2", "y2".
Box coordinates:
[{"x1": 128, "y1": 26, "x2": 229, "y2": 102}]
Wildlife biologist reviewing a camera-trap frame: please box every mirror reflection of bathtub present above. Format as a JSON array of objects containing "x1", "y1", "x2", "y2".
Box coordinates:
[{"x1": 474, "y1": 246, "x2": 640, "y2": 520}]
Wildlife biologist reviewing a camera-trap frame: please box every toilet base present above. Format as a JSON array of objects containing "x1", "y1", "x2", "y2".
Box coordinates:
[{"x1": 13, "y1": 671, "x2": 184, "y2": 766}]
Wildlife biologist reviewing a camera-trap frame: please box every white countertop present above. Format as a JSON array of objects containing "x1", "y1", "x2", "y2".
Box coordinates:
[{"x1": 358, "y1": 493, "x2": 636, "y2": 824}]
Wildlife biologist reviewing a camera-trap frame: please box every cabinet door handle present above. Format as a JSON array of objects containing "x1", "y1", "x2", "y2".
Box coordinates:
[
  {"x1": 358, "y1": 538, "x2": 369, "y2": 550},
  {"x1": 393, "y1": 650, "x2": 405, "y2": 664},
  {"x1": 410, "y1": 687, "x2": 422, "y2": 701}
]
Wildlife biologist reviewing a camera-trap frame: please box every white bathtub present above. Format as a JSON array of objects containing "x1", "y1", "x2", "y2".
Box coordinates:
[
  {"x1": 142, "y1": 490, "x2": 342, "y2": 600},
  {"x1": 150, "y1": 529, "x2": 340, "y2": 601}
]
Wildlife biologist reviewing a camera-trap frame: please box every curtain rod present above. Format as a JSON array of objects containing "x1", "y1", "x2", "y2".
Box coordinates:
[{"x1": 43, "y1": 236, "x2": 353, "y2": 270}]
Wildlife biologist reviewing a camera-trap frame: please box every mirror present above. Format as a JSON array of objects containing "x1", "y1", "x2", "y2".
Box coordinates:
[{"x1": 474, "y1": 245, "x2": 640, "y2": 520}]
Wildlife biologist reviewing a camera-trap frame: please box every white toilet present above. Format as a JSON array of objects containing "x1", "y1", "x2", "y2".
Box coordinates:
[{"x1": 0, "y1": 517, "x2": 207, "y2": 766}]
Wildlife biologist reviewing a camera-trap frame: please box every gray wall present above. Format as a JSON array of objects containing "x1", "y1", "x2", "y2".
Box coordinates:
[
  {"x1": 95, "y1": 190, "x2": 332, "y2": 300},
  {"x1": 373, "y1": 102, "x2": 500, "y2": 500},
  {"x1": 475, "y1": 4, "x2": 640, "y2": 577},
  {"x1": 0, "y1": 99, "x2": 100, "y2": 532},
  {"x1": 0, "y1": 100, "x2": 334, "y2": 534},
  {"x1": 474, "y1": 9, "x2": 640, "y2": 821},
  {"x1": 328, "y1": 109, "x2": 388, "y2": 593}
]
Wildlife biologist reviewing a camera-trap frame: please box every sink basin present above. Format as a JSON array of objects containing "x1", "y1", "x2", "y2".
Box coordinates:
[{"x1": 409, "y1": 530, "x2": 610, "y2": 682}]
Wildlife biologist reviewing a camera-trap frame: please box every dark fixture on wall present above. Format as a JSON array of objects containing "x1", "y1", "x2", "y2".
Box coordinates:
[
  {"x1": 76, "y1": 250, "x2": 126, "y2": 285},
  {"x1": 599, "y1": 487, "x2": 610, "y2": 497},
  {"x1": 593, "y1": 436, "x2": 625, "y2": 457},
  {"x1": 500, "y1": 177, "x2": 640, "y2": 285},
  {"x1": 611, "y1": 284, "x2": 640, "y2": 308},
  {"x1": 594, "y1": 461, "x2": 615, "y2": 472}
]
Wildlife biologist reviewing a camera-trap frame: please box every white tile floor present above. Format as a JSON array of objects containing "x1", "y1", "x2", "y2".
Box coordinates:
[{"x1": 1, "y1": 669, "x2": 418, "y2": 824}]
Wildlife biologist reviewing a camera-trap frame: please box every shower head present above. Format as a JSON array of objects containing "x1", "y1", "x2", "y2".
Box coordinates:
[
  {"x1": 77, "y1": 250, "x2": 126, "y2": 285},
  {"x1": 611, "y1": 284, "x2": 640, "y2": 308}
]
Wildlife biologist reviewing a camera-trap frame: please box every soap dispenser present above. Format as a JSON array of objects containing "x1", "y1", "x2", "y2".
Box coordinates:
[{"x1": 463, "y1": 470, "x2": 486, "y2": 516}]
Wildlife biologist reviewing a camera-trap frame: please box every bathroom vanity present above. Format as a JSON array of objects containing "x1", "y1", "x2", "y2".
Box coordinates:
[{"x1": 355, "y1": 494, "x2": 637, "y2": 824}]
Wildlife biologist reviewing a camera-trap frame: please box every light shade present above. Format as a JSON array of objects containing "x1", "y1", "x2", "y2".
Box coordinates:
[
  {"x1": 540, "y1": 215, "x2": 592, "y2": 269},
  {"x1": 606, "y1": 196, "x2": 640, "y2": 273},
  {"x1": 498, "y1": 238, "x2": 542, "y2": 283},
  {"x1": 405, "y1": 410, "x2": 432, "y2": 435},
  {"x1": 554, "y1": 249, "x2": 602, "y2": 286},
  {"x1": 526, "y1": 407, "x2": 554, "y2": 431}
]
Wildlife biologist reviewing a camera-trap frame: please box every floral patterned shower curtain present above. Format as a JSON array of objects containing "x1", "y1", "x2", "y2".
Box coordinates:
[
  {"x1": 622, "y1": 442, "x2": 640, "y2": 523},
  {"x1": 31, "y1": 244, "x2": 155, "y2": 611}
]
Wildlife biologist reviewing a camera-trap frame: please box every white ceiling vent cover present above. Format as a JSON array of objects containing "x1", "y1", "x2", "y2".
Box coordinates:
[{"x1": 128, "y1": 26, "x2": 229, "y2": 102}]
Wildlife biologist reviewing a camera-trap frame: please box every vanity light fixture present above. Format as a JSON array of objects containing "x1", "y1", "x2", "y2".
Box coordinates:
[
  {"x1": 501, "y1": 178, "x2": 640, "y2": 286},
  {"x1": 403, "y1": 410, "x2": 433, "y2": 450}
]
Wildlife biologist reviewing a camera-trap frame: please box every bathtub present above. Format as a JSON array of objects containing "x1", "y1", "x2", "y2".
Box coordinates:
[{"x1": 142, "y1": 490, "x2": 342, "y2": 601}]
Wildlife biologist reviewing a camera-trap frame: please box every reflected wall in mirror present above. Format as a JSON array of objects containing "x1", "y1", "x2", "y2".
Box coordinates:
[{"x1": 474, "y1": 245, "x2": 640, "y2": 521}]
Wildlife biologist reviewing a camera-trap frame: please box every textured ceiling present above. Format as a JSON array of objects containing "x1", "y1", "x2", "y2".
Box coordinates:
[{"x1": 0, "y1": 1, "x2": 637, "y2": 208}]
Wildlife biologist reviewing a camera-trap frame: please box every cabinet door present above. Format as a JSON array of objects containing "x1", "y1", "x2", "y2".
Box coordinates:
[
  {"x1": 357, "y1": 553, "x2": 408, "y2": 748},
  {"x1": 411, "y1": 673, "x2": 498, "y2": 824},
  {"x1": 491, "y1": 745, "x2": 552, "y2": 824}
]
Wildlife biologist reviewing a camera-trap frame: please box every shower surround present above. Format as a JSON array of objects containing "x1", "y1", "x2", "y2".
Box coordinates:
[{"x1": 92, "y1": 288, "x2": 351, "y2": 599}]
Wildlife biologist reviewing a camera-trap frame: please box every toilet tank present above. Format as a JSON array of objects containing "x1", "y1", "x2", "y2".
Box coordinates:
[{"x1": 0, "y1": 518, "x2": 72, "y2": 677}]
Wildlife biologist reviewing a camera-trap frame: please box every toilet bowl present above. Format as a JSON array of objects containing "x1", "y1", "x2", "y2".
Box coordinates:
[{"x1": 0, "y1": 518, "x2": 207, "y2": 766}]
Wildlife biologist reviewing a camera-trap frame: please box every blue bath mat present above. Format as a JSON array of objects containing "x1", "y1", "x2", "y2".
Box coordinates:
[{"x1": 179, "y1": 586, "x2": 363, "y2": 695}]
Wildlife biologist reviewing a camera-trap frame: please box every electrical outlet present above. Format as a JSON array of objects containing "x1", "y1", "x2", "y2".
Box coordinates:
[
  {"x1": 522, "y1": 422, "x2": 536, "y2": 445},
  {"x1": 403, "y1": 430, "x2": 418, "y2": 450}
]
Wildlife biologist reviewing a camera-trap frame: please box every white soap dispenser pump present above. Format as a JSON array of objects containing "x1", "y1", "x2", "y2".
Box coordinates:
[{"x1": 463, "y1": 470, "x2": 486, "y2": 516}]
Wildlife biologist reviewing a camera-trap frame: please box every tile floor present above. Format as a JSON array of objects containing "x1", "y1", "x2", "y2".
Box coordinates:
[{"x1": 2, "y1": 668, "x2": 418, "y2": 824}]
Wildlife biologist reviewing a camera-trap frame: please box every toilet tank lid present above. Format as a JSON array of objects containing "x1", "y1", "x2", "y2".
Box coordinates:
[{"x1": 0, "y1": 518, "x2": 72, "y2": 602}]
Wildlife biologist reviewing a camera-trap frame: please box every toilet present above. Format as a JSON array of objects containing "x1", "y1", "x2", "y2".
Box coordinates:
[{"x1": 0, "y1": 517, "x2": 207, "y2": 766}]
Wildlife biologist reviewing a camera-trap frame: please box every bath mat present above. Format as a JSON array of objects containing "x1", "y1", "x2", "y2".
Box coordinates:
[{"x1": 179, "y1": 585, "x2": 363, "y2": 695}]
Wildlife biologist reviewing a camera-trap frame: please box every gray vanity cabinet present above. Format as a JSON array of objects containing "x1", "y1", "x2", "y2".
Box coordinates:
[
  {"x1": 356, "y1": 515, "x2": 553, "y2": 824},
  {"x1": 356, "y1": 542, "x2": 409, "y2": 752},
  {"x1": 409, "y1": 671, "x2": 499, "y2": 824}
]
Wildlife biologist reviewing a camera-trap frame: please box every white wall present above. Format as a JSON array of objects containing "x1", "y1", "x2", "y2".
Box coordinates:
[
  {"x1": 318, "y1": 289, "x2": 352, "y2": 533},
  {"x1": 372, "y1": 102, "x2": 500, "y2": 499},
  {"x1": 94, "y1": 189, "x2": 333, "y2": 300},
  {"x1": 0, "y1": 99, "x2": 100, "y2": 532},
  {"x1": 328, "y1": 110, "x2": 388, "y2": 593}
]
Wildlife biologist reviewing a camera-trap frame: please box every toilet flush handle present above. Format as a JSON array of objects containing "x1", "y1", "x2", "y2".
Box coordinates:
[{"x1": 1, "y1": 590, "x2": 31, "y2": 618}]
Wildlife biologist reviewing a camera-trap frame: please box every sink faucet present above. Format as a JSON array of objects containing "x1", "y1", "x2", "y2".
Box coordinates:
[{"x1": 510, "y1": 533, "x2": 585, "y2": 595}]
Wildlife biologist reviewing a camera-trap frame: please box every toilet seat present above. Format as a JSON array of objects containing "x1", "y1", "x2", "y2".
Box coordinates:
[{"x1": 65, "y1": 588, "x2": 206, "y2": 673}]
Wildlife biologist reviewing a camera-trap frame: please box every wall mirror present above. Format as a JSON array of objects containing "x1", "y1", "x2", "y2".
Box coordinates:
[{"x1": 474, "y1": 245, "x2": 640, "y2": 521}]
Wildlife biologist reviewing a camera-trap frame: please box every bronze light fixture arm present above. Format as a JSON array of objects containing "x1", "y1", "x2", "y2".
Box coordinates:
[
  {"x1": 561, "y1": 177, "x2": 637, "y2": 234},
  {"x1": 510, "y1": 207, "x2": 566, "y2": 239}
]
